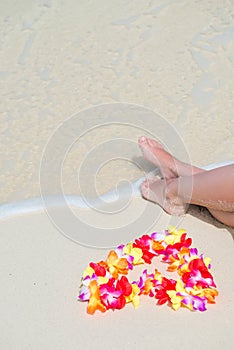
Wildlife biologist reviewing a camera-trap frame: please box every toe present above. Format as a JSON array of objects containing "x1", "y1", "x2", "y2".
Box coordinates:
[
  {"x1": 138, "y1": 135, "x2": 148, "y2": 146},
  {"x1": 148, "y1": 137, "x2": 163, "y2": 149},
  {"x1": 139, "y1": 136, "x2": 163, "y2": 151}
]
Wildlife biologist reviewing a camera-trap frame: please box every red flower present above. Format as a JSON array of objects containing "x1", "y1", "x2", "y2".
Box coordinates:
[
  {"x1": 133, "y1": 235, "x2": 156, "y2": 263},
  {"x1": 155, "y1": 277, "x2": 176, "y2": 305},
  {"x1": 162, "y1": 233, "x2": 192, "y2": 261},
  {"x1": 99, "y1": 276, "x2": 132, "y2": 311},
  {"x1": 189, "y1": 258, "x2": 209, "y2": 275},
  {"x1": 116, "y1": 276, "x2": 132, "y2": 296},
  {"x1": 182, "y1": 258, "x2": 215, "y2": 288},
  {"x1": 113, "y1": 295, "x2": 126, "y2": 309},
  {"x1": 89, "y1": 262, "x2": 106, "y2": 277}
]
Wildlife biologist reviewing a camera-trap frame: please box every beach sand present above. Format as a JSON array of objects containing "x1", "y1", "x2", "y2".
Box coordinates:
[
  {"x1": 0, "y1": 206, "x2": 234, "y2": 349},
  {"x1": 0, "y1": 1, "x2": 234, "y2": 349}
]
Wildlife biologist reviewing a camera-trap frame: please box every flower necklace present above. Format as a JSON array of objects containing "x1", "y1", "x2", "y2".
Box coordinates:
[{"x1": 78, "y1": 227, "x2": 218, "y2": 315}]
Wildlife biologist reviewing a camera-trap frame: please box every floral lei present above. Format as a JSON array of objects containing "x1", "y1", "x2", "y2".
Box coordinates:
[{"x1": 78, "y1": 227, "x2": 218, "y2": 314}]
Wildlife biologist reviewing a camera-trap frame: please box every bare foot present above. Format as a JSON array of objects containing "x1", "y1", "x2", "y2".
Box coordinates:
[
  {"x1": 138, "y1": 136, "x2": 203, "y2": 179},
  {"x1": 141, "y1": 176, "x2": 186, "y2": 216}
]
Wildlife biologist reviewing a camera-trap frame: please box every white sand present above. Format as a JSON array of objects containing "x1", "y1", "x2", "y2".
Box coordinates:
[
  {"x1": 0, "y1": 1, "x2": 234, "y2": 349},
  {"x1": 0, "y1": 206, "x2": 233, "y2": 349}
]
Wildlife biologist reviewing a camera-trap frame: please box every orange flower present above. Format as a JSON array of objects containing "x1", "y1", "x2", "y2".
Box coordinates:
[
  {"x1": 141, "y1": 278, "x2": 154, "y2": 295},
  {"x1": 167, "y1": 255, "x2": 181, "y2": 272},
  {"x1": 190, "y1": 285, "x2": 219, "y2": 303},
  {"x1": 87, "y1": 280, "x2": 106, "y2": 315},
  {"x1": 167, "y1": 247, "x2": 196, "y2": 274},
  {"x1": 152, "y1": 240, "x2": 165, "y2": 252},
  {"x1": 106, "y1": 250, "x2": 129, "y2": 279}
]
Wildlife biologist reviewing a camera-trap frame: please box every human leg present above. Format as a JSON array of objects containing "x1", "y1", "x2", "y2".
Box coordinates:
[{"x1": 141, "y1": 165, "x2": 234, "y2": 226}]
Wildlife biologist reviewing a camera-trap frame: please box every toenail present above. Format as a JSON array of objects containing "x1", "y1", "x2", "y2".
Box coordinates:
[{"x1": 139, "y1": 136, "x2": 146, "y2": 142}]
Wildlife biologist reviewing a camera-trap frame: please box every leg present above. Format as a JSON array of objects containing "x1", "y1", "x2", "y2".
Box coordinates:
[
  {"x1": 141, "y1": 165, "x2": 234, "y2": 227},
  {"x1": 169, "y1": 165, "x2": 234, "y2": 211},
  {"x1": 206, "y1": 209, "x2": 234, "y2": 227},
  {"x1": 138, "y1": 135, "x2": 234, "y2": 226}
]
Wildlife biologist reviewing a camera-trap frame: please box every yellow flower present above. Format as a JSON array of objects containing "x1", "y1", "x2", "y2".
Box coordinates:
[
  {"x1": 165, "y1": 226, "x2": 186, "y2": 245},
  {"x1": 204, "y1": 257, "x2": 211, "y2": 268},
  {"x1": 167, "y1": 280, "x2": 186, "y2": 311},
  {"x1": 126, "y1": 284, "x2": 140, "y2": 308},
  {"x1": 167, "y1": 291, "x2": 183, "y2": 311},
  {"x1": 83, "y1": 266, "x2": 95, "y2": 279},
  {"x1": 97, "y1": 276, "x2": 109, "y2": 284},
  {"x1": 154, "y1": 269, "x2": 163, "y2": 283},
  {"x1": 123, "y1": 243, "x2": 144, "y2": 265}
]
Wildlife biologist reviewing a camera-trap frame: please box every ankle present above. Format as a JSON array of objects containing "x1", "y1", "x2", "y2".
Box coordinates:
[
  {"x1": 165, "y1": 177, "x2": 187, "y2": 215},
  {"x1": 165, "y1": 178, "x2": 181, "y2": 204}
]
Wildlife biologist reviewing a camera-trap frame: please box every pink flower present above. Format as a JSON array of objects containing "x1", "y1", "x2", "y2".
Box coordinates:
[
  {"x1": 99, "y1": 276, "x2": 132, "y2": 310},
  {"x1": 182, "y1": 258, "x2": 216, "y2": 288},
  {"x1": 177, "y1": 292, "x2": 207, "y2": 312}
]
